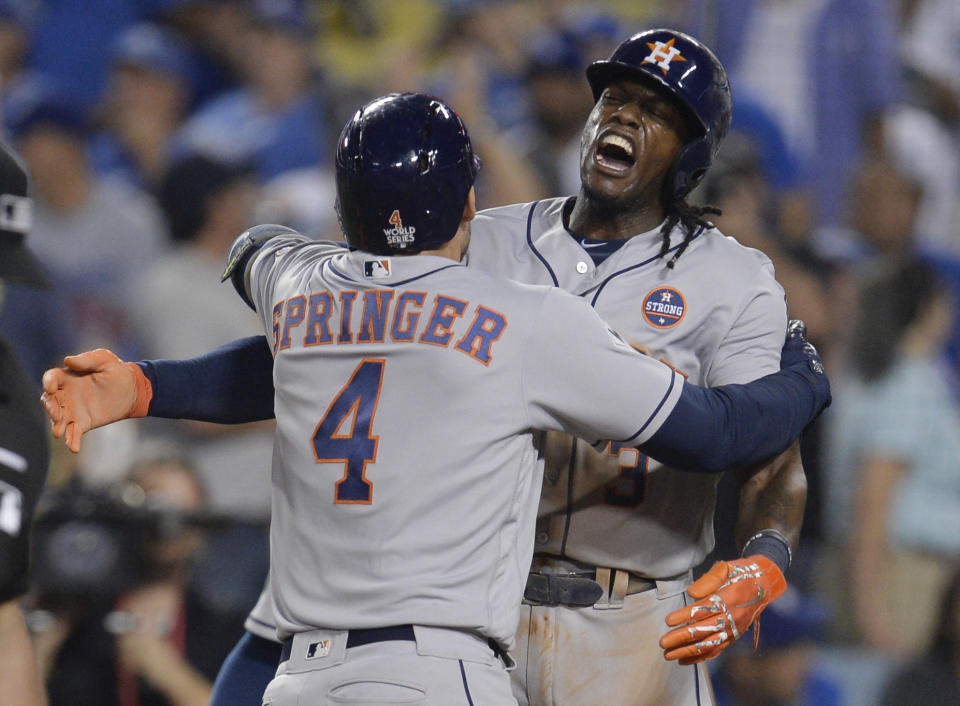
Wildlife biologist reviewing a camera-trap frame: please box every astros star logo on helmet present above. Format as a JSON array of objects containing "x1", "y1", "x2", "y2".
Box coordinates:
[{"x1": 642, "y1": 38, "x2": 687, "y2": 74}]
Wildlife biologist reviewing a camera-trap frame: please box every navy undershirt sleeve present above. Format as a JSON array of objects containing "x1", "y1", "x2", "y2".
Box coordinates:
[
  {"x1": 137, "y1": 336, "x2": 276, "y2": 423},
  {"x1": 131, "y1": 332, "x2": 826, "y2": 472},
  {"x1": 209, "y1": 633, "x2": 281, "y2": 706},
  {"x1": 641, "y1": 364, "x2": 826, "y2": 473}
]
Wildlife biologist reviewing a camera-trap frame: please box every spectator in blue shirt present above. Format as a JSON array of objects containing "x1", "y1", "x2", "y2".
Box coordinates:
[
  {"x1": 826, "y1": 258, "x2": 960, "y2": 654},
  {"x1": 684, "y1": 0, "x2": 900, "y2": 230},
  {"x1": 174, "y1": 0, "x2": 326, "y2": 182},
  {"x1": 89, "y1": 22, "x2": 197, "y2": 191}
]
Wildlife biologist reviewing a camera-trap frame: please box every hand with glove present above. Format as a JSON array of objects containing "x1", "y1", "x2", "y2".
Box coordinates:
[
  {"x1": 40, "y1": 349, "x2": 153, "y2": 453},
  {"x1": 781, "y1": 319, "x2": 826, "y2": 378},
  {"x1": 659, "y1": 555, "x2": 787, "y2": 664}
]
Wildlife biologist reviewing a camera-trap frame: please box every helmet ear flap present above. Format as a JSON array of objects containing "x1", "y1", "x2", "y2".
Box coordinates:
[{"x1": 663, "y1": 138, "x2": 713, "y2": 203}]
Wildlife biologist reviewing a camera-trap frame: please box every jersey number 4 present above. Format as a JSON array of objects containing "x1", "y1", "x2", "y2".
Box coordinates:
[{"x1": 311, "y1": 359, "x2": 385, "y2": 504}]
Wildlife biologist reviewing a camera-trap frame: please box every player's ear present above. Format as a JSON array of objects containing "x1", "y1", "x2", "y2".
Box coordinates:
[{"x1": 462, "y1": 187, "x2": 476, "y2": 223}]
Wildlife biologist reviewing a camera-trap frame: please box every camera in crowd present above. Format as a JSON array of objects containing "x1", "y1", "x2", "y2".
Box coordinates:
[{"x1": 29, "y1": 480, "x2": 219, "y2": 605}]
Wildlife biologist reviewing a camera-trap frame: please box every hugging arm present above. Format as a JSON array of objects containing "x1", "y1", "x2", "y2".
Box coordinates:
[{"x1": 641, "y1": 321, "x2": 828, "y2": 473}]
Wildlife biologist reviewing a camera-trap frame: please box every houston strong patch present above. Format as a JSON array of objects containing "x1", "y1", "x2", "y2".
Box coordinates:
[{"x1": 642, "y1": 287, "x2": 686, "y2": 329}]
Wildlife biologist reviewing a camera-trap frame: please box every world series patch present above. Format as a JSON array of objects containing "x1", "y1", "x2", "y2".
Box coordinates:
[{"x1": 642, "y1": 287, "x2": 686, "y2": 329}]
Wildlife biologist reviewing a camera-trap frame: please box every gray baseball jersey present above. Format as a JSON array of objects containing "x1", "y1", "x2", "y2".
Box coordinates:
[
  {"x1": 247, "y1": 233, "x2": 685, "y2": 647},
  {"x1": 465, "y1": 197, "x2": 787, "y2": 578}
]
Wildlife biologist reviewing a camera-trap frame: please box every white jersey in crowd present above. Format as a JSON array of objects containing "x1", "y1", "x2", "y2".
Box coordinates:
[
  {"x1": 247, "y1": 232, "x2": 684, "y2": 646},
  {"x1": 466, "y1": 197, "x2": 787, "y2": 579}
]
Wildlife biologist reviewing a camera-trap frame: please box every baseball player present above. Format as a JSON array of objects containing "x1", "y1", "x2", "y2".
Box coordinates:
[
  {"x1": 468, "y1": 30, "x2": 797, "y2": 705},
  {"x1": 0, "y1": 142, "x2": 51, "y2": 706},
  {"x1": 219, "y1": 29, "x2": 806, "y2": 706},
  {"x1": 42, "y1": 92, "x2": 829, "y2": 705}
]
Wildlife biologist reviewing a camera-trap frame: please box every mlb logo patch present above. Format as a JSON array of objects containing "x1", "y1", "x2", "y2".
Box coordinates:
[
  {"x1": 305, "y1": 639, "x2": 331, "y2": 660},
  {"x1": 642, "y1": 287, "x2": 686, "y2": 329},
  {"x1": 363, "y1": 259, "x2": 391, "y2": 278}
]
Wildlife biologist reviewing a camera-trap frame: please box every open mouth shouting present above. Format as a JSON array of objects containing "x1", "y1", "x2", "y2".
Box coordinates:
[{"x1": 594, "y1": 130, "x2": 637, "y2": 176}]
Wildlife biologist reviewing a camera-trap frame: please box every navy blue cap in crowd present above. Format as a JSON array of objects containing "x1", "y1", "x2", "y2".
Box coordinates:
[
  {"x1": 109, "y1": 22, "x2": 197, "y2": 87},
  {"x1": 2, "y1": 73, "x2": 89, "y2": 141},
  {"x1": 526, "y1": 32, "x2": 585, "y2": 77},
  {"x1": 586, "y1": 28, "x2": 733, "y2": 201},
  {"x1": 251, "y1": 0, "x2": 311, "y2": 37},
  {"x1": 0, "y1": 0, "x2": 34, "y2": 28},
  {"x1": 335, "y1": 93, "x2": 481, "y2": 256}
]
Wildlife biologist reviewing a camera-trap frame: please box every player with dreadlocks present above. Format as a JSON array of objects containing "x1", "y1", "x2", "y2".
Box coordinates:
[
  {"x1": 40, "y1": 29, "x2": 807, "y2": 706},
  {"x1": 463, "y1": 28, "x2": 803, "y2": 705}
]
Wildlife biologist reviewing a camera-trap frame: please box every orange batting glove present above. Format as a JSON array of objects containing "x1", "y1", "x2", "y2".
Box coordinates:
[
  {"x1": 659, "y1": 555, "x2": 787, "y2": 665},
  {"x1": 40, "y1": 349, "x2": 153, "y2": 453}
]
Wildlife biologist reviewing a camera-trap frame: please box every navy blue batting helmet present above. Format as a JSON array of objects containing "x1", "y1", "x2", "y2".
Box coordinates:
[
  {"x1": 335, "y1": 92, "x2": 481, "y2": 255},
  {"x1": 586, "y1": 29, "x2": 732, "y2": 202}
]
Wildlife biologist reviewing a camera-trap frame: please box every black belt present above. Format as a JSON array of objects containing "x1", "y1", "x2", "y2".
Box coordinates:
[
  {"x1": 280, "y1": 624, "x2": 414, "y2": 662},
  {"x1": 279, "y1": 625, "x2": 510, "y2": 668},
  {"x1": 523, "y1": 570, "x2": 657, "y2": 606}
]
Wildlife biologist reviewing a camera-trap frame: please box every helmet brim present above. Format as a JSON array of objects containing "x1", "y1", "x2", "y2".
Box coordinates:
[{"x1": 585, "y1": 60, "x2": 708, "y2": 137}]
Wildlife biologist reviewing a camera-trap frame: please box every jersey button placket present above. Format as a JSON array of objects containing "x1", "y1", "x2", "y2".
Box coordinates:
[{"x1": 576, "y1": 261, "x2": 589, "y2": 274}]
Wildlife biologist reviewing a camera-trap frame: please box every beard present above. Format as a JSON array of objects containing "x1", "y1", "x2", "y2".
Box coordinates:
[{"x1": 579, "y1": 179, "x2": 641, "y2": 221}]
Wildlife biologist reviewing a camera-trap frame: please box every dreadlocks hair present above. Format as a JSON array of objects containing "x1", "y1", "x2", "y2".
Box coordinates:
[{"x1": 657, "y1": 198, "x2": 722, "y2": 268}]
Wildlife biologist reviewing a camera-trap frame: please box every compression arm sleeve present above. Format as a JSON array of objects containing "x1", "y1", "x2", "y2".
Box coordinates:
[
  {"x1": 640, "y1": 365, "x2": 823, "y2": 474},
  {"x1": 137, "y1": 336, "x2": 276, "y2": 422}
]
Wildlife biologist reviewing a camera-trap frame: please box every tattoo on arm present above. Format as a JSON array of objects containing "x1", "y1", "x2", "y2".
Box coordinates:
[{"x1": 734, "y1": 440, "x2": 806, "y2": 551}]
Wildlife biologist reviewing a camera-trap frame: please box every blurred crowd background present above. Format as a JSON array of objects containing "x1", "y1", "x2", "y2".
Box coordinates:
[{"x1": 2, "y1": 0, "x2": 959, "y2": 703}]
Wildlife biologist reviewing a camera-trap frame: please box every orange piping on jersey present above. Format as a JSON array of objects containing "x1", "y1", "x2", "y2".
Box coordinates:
[
  {"x1": 338, "y1": 290, "x2": 357, "y2": 344},
  {"x1": 390, "y1": 291, "x2": 427, "y2": 342},
  {"x1": 658, "y1": 358, "x2": 689, "y2": 379},
  {"x1": 419, "y1": 294, "x2": 468, "y2": 348},
  {"x1": 357, "y1": 290, "x2": 394, "y2": 343},
  {"x1": 630, "y1": 343, "x2": 689, "y2": 378},
  {"x1": 278, "y1": 295, "x2": 306, "y2": 350},
  {"x1": 454, "y1": 305, "x2": 508, "y2": 366},
  {"x1": 304, "y1": 292, "x2": 335, "y2": 347}
]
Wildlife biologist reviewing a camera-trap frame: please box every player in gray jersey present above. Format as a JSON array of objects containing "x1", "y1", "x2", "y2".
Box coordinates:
[
  {"x1": 462, "y1": 29, "x2": 803, "y2": 705},
  {"x1": 42, "y1": 91, "x2": 829, "y2": 705}
]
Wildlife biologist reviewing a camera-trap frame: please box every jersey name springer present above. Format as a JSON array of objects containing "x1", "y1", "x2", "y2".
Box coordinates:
[{"x1": 271, "y1": 288, "x2": 508, "y2": 366}]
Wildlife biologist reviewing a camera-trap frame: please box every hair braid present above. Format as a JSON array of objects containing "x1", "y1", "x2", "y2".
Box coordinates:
[{"x1": 658, "y1": 198, "x2": 722, "y2": 268}]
